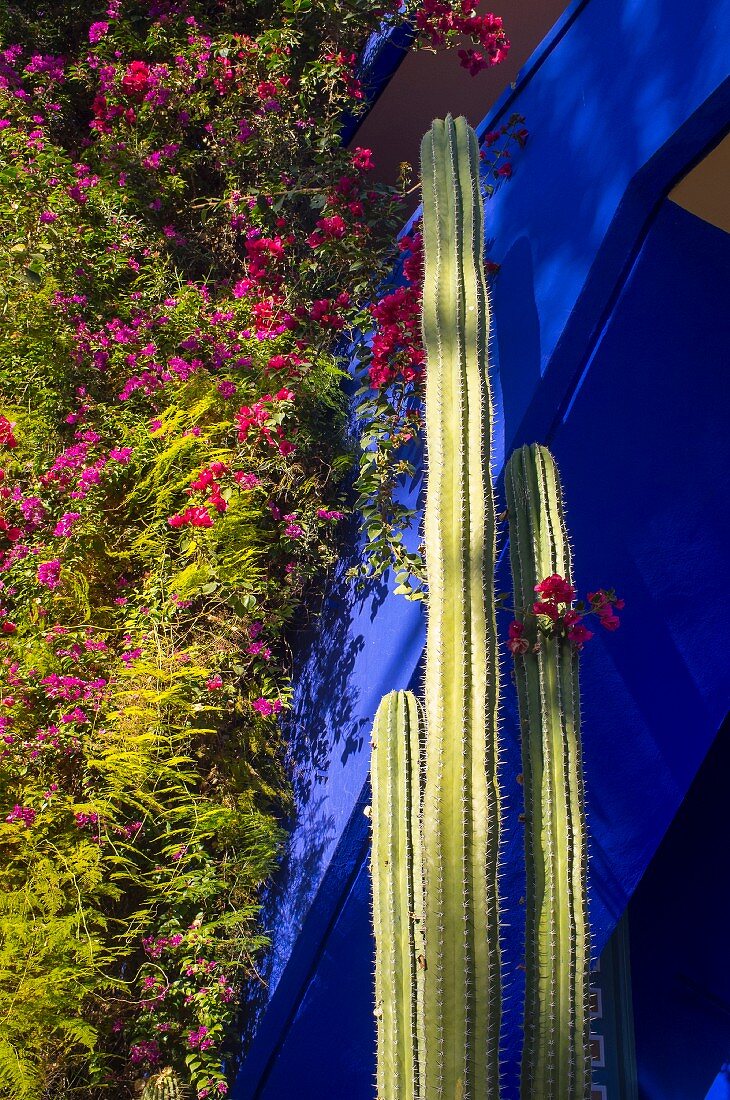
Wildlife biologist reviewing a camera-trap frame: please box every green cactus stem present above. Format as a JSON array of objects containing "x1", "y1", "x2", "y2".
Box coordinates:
[
  {"x1": 420, "y1": 114, "x2": 502, "y2": 1099},
  {"x1": 371, "y1": 690, "x2": 424, "y2": 1100},
  {"x1": 505, "y1": 443, "x2": 591, "y2": 1100},
  {"x1": 140, "y1": 1067, "x2": 187, "y2": 1100}
]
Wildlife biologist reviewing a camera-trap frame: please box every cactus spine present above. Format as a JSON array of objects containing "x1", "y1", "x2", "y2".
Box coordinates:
[
  {"x1": 420, "y1": 114, "x2": 501, "y2": 1100},
  {"x1": 140, "y1": 1067, "x2": 187, "y2": 1100},
  {"x1": 371, "y1": 690, "x2": 424, "y2": 1100},
  {"x1": 505, "y1": 444, "x2": 591, "y2": 1100}
]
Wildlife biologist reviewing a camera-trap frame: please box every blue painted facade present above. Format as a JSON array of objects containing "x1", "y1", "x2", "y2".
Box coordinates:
[{"x1": 234, "y1": 0, "x2": 730, "y2": 1096}]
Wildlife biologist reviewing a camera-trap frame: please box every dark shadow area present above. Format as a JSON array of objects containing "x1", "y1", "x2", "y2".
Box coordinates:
[
  {"x1": 250, "y1": 858, "x2": 377, "y2": 1100},
  {"x1": 630, "y1": 713, "x2": 730, "y2": 1100},
  {"x1": 247, "y1": 543, "x2": 369, "y2": 1008}
]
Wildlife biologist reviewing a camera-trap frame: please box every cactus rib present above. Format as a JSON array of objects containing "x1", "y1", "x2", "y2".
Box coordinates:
[{"x1": 140, "y1": 1067, "x2": 187, "y2": 1100}]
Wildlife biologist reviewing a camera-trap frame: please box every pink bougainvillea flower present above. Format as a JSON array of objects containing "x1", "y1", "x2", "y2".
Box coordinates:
[
  {"x1": 234, "y1": 472, "x2": 260, "y2": 489},
  {"x1": 251, "y1": 697, "x2": 282, "y2": 716},
  {"x1": 6, "y1": 804, "x2": 36, "y2": 827},
  {"x1": 121, "y1": 60, "x2": 151, "y2": 99},
  {"x1": 588, "y1": 589, "x2": 624, "y2": 631},
  {"x1": 109, "y1": 447, "x2": 133, "y2": 464},
  {"x1": 352, "y1": 146, "x2": 374, "y2": 171},
  {"x1": 507, "y1": 620, "x2": 529, "y2": 655},
  {"x1": 37, "y1": 560, "x2": 61, "y2": 589},
  {"x1": 534, "y1": 573, "x2": 575, "y2": 604},
  {"x1": 206, "y1": 676, "x2": 223, "y2": 691},
  {"x1": 53, "y1": 512, "x2": 81, "y2": 537},
  {"x1": 168, "y1": 506, "x2": 213, "y2": 528},
  {"x1": 532, "y1": 599, "x2": 560, "y2": 622},
  {"x1": 567, "y1": 623, "x2": 594, "y2": 649},
  {"x1": 88, "y1": 21, "x2": 109, "y2": 43},
  {"x1": 0, "y1": 518, "x2": 22, "y2": 541}
]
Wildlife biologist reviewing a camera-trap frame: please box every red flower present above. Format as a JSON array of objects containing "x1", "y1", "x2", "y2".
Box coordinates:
[
  {"x1": 534, "y1": 574, "x2": 575, "y2": 604},
  {"x1": 588, "y1": 588, "x2": 623, "y2": 631},
  {"x1": 0, "y1": 416, "x2": 17, "y2": 448},
  {"x1": 121, "y1": 60, "x2": 151, "y2": 100},
  {"x1": 567, "y1": 623, "x2": 593, "y2": 649},
  {"x1": 532, "y1": 599, "x2": 560, "y2": 622},
  {"x1": 352, "y1": 147, "x2": 374, "y2": 172},
  {"x1": 168, "y1": 506, "x2": 213, "y2": 529}
]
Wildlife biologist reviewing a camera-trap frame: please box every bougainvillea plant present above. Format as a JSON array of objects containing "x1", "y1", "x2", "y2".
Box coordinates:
[{"x1": 0, "y1": 0, "x2": 512, "y2": 1097}]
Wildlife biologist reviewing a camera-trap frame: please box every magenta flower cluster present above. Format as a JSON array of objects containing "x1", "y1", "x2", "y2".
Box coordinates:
[{"x1": 508, "y1": 574, "x2": 624, "y2": 654}]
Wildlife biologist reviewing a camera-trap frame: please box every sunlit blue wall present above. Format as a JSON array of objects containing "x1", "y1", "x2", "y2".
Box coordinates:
[{"x1": 233, "y1": 0, "x2": 730, "y2": 1095}]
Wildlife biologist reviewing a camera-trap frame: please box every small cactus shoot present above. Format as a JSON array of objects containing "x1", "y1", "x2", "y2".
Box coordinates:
[{"x1": 140, "y1": 1067, "x2": 187, "y2": 1100}]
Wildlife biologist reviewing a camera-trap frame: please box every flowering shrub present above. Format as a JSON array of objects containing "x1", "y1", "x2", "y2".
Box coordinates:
[
  {"x1": 507, "y1": 575, "x2": 624, "y2": 654},
  {"x1": 0, "y1": 0, "x2": 511, "y2": 1096}
]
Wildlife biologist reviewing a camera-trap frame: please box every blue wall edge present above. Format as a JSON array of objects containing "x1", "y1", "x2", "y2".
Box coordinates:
[
  {"x1": 399, "y1": 0, "x2": 593, "y2": 240},
  {"x1": 341, "y1": 18, "x2": 416, "y2": 145}
]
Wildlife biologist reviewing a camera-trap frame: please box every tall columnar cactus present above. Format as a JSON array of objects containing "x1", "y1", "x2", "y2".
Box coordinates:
[
  {"x1": 371, "y1": 690, "x2": 424, "y2": 1100},
  {"x1": 140, "y1": 1067, "x2": 187, "y2": 1100},
  {"x1": 420, "y1": 114, "x2": 502, "y2": 1100},
  {"x1": 371, "y1": 114, "x2": 502, "y2": 1100},
  {"x1": 504, "y1": 444, "x2": 591, "y2": 1100}
]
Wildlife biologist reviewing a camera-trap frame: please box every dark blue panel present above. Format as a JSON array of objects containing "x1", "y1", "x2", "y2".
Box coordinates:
[
  {"x1": 549, "y1": 201, "x2": 730, "y2": 942},
  {"x1": 630, "y1": 716, "x2": 730, "y2": 1099}
]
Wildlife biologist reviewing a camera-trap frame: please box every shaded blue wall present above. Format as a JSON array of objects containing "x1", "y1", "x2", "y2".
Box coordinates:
[
  {"x1": 630, "y1": 716, "x2": 730, "y2": 1099},
  {"x1": 234, "y1": 0, "x2": 730, "y2": 1093}
]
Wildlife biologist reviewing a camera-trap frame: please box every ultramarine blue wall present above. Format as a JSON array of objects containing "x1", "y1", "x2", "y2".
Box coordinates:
[
  {"x1": 234, "y1": 0, "x2": 730, "y2": 1093},
  {"x1": 236, "y1": 197, "x2": 730, "y2": 1099}
]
